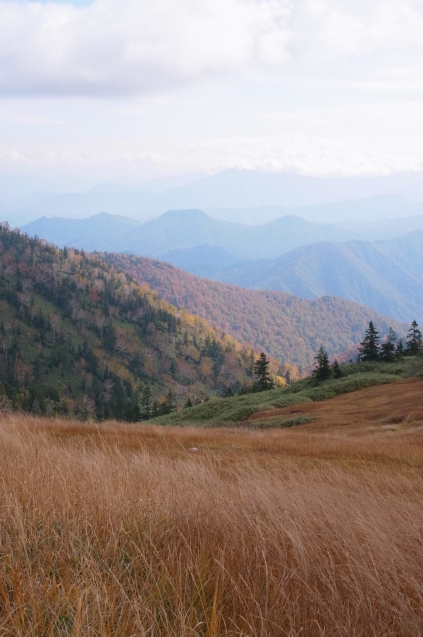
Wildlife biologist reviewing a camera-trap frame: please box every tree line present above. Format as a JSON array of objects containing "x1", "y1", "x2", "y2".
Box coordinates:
[{"x1": 313, "y1": 320, "x2": 422, "y2": 381}]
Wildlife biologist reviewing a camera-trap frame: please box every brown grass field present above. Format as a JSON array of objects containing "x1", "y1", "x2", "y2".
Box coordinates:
[{"x1": 1, "y1": 378, "x2": 423, "y2": 636}]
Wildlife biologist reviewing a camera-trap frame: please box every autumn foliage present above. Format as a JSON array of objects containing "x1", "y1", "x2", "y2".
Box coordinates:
[
  {"x1": 104, "y1": 253, "x2": 405, "y2": 368},
  {"x1": 0, "y1": 225, "x2": 262, "y2": 419}
]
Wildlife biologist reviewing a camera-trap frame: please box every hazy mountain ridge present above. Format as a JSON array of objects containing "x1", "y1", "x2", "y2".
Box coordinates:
[
  {"x1": 206, "y1": 232, "x2": 423, "y2": 323},
  {"x1": 6, "y1": 168, "x2": 423, "y2": 226},
  {"x1": 209, "y1": 195, "x2": 423, "y2": 226},
  {"x1": 103, "y1": 253, "x2": 406, "y2": 368},
  {"x1": 21, "y1": 209, "x2": 354, "y2": 259}
]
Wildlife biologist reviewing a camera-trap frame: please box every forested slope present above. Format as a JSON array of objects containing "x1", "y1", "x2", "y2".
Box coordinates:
[
  {"x1": 0, "y1": 226, "x2": 262, "y2": 419},
  {"x1": 104, "y1": 254, "x2": 406, "y2": 368},
  {"x1": 211, "y1": 232, "x2": 423, "y2": 322}
]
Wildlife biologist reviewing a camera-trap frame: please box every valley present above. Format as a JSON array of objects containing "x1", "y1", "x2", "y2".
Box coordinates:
[
  {"x1": 106, "y1": 252, "x2": 406, "y2": 366},
  {"x1": 207, "y1": 232, "x2": 423, "y2": 322}
]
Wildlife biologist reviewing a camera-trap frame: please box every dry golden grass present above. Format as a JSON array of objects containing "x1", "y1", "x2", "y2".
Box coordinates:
[{"x1": 1, "y1": 382, "x2": 423, "y2": 636}]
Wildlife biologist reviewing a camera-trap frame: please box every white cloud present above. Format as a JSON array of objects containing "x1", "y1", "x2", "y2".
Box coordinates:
[
  {"x1": 0, "y1": 0, "x2": 422, "y2": 97},
  {"x1": 295, "y1": 0, "x2": 423, "y2": 75},
  {"x1": 2, "y1": 134, "x2": 423, "y2": 178},
  {"x1": 0, "y1": 0, "x2": 291, "y2": 96}
]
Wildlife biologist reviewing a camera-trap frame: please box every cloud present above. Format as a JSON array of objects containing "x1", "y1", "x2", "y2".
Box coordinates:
[
  {"x1": 2, "y1": 134, "x2": 423, "y2": 178},
  {"x1": 295, "y1": 0, "x2": 423, "y2": 76},
  {"x1": 0, "y1": 0, "x2": 291, "y2": 96},
  {"x1": 0, "y1": 0, "x2": 422, "y2": 97}
]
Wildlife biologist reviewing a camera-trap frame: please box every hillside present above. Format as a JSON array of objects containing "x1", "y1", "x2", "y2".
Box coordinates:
[
  {"x1": 153, "y1": 357, "x2": 423, "y2": 427},
  {"x1": 103, "y1": 253, "x2": 406, "y2": 368},
  {"x1": 212, "y1": 232, "x2": 423, "y2": 323},
  {"x1": 0, "y1": 225, "x2": 262, "y2": 419},
  {"x1": 22, "y1": 209, "x2": 353, "y2": 259}
]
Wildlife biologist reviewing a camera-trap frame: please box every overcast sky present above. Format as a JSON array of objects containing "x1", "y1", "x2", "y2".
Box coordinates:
[{"x1": 1, "y1": 0, "x2": 423, "y2": 182}]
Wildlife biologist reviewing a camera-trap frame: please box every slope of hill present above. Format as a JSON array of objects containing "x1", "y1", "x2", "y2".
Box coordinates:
[
  {"x1": 0, "y1": 225, "x2": 261, "y2": 419},
  {"x1": 103, "y1": 254, "x2": 406, "y2": 368},
  {"x1": 154, "y1": 358, "x2": 423, "y2": 427},
  {"x1": 161, "y1": 244, "x2": 242, "y2": 277},
  {"x1": 21, "y1": 209, "x2": 353, "y2": 259},
  {"x1": 211, "y1": 232, "x2": 423, "y2": 323}
]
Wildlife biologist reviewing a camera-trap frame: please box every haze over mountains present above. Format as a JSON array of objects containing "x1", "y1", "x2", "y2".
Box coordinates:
[
  {"x1": 20, "y1": 204, "x2": 423, "y2": 325},
  {"x1": 5, "y1": 167, "x2": 423, "y2": 332},
  {"x1": 208, "y1": 233, "x2": 423, "y2": 323},
  {"x1": 5, "y1": 169, "x2": 423, "y2": 227},
  {"x1": 22, "y1": 210, "x2": 354, "y2": 259}
]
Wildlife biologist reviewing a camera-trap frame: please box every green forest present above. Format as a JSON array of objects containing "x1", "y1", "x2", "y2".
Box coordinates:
[{"x1": 0, "y1": 225, "x2": 261, "y2": 420}]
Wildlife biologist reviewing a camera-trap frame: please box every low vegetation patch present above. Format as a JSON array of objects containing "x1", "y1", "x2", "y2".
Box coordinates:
[{"x1": 154, "y1": 363, "x2": 409, "y2": 426}]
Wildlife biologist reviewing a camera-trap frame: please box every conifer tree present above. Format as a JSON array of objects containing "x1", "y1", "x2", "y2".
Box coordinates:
[
  {"x1": 152, "y1": 400, "x2": 159, "y2": 418},
  {"x1": 405, "y1": 320, "x2": 422, "y2": 356},
  {"x1": 141, "y1": 385, "x2": 152, "y2": 420},
  {"x1": 332, "y1": 359, "x2": 343, "y2": 378},
  {"x1": 396, "y1": 339, "x2": 404, "y2": 358},
  {"x1": 381, "y1": 327, "x2": 396, "y2": 362},
  {"x1": 313, "y1": 346, "x2": 331, "y2": 381},
  {"x1": 254, "y1": 352, "x2": 273, "y2": 391},
  {"x1": 166, "y1": 389, "x2": 177, "y2": 413},
  {"x1": 358, "y1": 321, "x2": 380, "y2": 361}
]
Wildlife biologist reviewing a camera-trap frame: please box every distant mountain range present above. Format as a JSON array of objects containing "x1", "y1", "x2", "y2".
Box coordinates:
[
  {"x1": 21, "y1": 210, "x2": 354, "y2": 259},
  {"x1": 6, "y1": 168, "x2": 423, "y2": 226},
  {"x1": 209, "y1": 195, "x2": 423, "y2": 227},
  {"x1": 20, "y1": 209, "x2": 423, "y2": 324},
  {"x1": 160, "y1": 233, "x2": 423, "y2": 324},
  {"x1": 103, "y1": 253, "x2": 406, "y2": 368},
  {"x1": 22, "y1": 213, "x2": 140, "y2": 253}
]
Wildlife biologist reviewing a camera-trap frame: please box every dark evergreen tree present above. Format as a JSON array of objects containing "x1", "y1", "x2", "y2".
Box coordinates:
[
  {"x1": 166, "y1": 390, "x2": 176, "y2": 413},
  {"x1": 141, "y1": 385, "x2": 152, "y2": 420},
  {"x1": 331, "y1": 359, "x2": 343, "y2": 378},
  {"x1": 380, "y1": 327, "x2": 396, "y2": 362},
  {"x1": 185, "y1": 398, "x2": 193, "y2": 408},
  {"x1": 225, "y1": 386, "x2": 234, "y2": 397},
  {"x1": 152, "y1": 400, "x2": 160, "y2": 418},
  {"x1": 396, "y1": 338, "x2": 404, "y2": 358},
  {"x1": 405, "y1": 320, "x2": 422, "y2": 356},
  {"x1": 254, "y1": 352, "x2": 273, "y2": 391},
  {"x1": 358, "y1": 321, "x2": 380, "y2": 361},
  {"x1": 313, "y1": 347, "x2": 331, "y2": 381}
]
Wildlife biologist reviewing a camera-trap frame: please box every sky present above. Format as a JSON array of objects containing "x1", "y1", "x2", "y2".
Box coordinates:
[{"x1": 1, "y1": 0, "x2": 423, "y2": 183}]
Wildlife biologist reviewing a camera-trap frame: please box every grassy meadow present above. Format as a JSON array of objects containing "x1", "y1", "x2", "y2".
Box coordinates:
[{"x1": 1, "y1": 378, "x2": 423, "y2": 636}]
